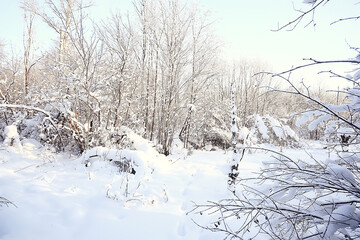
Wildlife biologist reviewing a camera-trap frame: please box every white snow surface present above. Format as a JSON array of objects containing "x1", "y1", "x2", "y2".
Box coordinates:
[
  {"x1": 0, "y1": 137, "x2": 240, "y2": 240},
  {"x1": 0, "y1": 135, "x2": 353, "y2": 239}
]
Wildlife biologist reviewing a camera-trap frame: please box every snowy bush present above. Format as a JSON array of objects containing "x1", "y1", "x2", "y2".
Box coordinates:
[
  {"x1": 81, "y1": 147, "x2": 147, "y2": 177},
  {"x1": 77, "y1": 134, "x2": 168, "y2": 206},
  {"x1": 202, "y1": 126, "x2": 232, "y2": 149},
  {"x1": 182, "y1": 110, "x2": 232, "y2": 150},
  {"x1": 238, "y1": 126, "x2": 257, "y2": 147},
  {"x1": 0, "y1": 104, "x2": 84, "y2": 152},
  {"x1": 183, "y1": 114, "x2": 299, "y2": 150},
  {"x1": 294, "y1": 110, "x2": 357, "y2": 146},
  {"x1": 245, "y1": 114, "x2": 300, "y2": 147}
]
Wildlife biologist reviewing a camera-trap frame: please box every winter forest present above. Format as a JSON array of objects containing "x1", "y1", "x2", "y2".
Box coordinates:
[{"x1": 1, "y1": 0, "x2": 360, "y2": 239}]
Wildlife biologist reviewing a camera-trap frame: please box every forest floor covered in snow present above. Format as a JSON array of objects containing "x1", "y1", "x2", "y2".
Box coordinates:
[{"x1": 0, "y1": 135, "x2": 328, "y2": 240}]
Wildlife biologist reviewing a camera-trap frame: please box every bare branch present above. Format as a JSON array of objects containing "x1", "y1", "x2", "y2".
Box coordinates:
[
  {"x1": 272, "y1": 0, "x2": 329, "y2": 32},
  {"x1": 331, "y1": 15, "x2": 360, "y2": 25},
  {"x1": 275, "y1": 58, "x2": 360, "y2": 76}
]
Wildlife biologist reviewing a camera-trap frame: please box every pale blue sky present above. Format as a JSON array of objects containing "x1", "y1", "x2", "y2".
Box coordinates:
[
  {"x1": 201, "y1": 0, "x2": 360, "y2": 68},
  {"x1": 1, "y1": 0, "x2": 359, "y2": 74}
]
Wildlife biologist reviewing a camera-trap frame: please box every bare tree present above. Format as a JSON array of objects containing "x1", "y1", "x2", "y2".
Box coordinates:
[
  {"x1": 22, "y1": 0, "x2": 37, "y2": 95},
  {"x1": 153, "y1": 0, "x2": 192, "y2": 155},
  {"x1": 0, "y1": 50, "x2": 23, "y2": 105},
  {"x1": 22, "y1": 0, "x2": 88, "y2": 61},
  {"x1": 98, "y1": 12, "x2": 135, "y2": 130},
  {"x1": 133, "y1": 0, "x2": 151, "y2": 138},
  {"x1": 179, "y1": 7, "x2": 219, "y2": 150}
]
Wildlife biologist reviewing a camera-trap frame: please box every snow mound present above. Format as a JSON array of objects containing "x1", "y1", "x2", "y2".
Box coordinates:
[
  {"x1": 3, "y1": 125, "x2": 22, "y2": 151},
  {"x1": 81, "y1": 147, "x2": 148, "y2": 178}
]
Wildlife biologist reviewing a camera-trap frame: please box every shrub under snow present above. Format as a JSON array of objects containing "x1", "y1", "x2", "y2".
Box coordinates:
[{"x1": 244, "y1": 114, "x2": 300, "y2": 147}]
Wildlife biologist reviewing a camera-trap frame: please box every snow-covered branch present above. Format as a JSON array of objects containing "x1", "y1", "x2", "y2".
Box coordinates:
[{"x1": 0, "y1": 104, "x2": 52, "y2": 118}]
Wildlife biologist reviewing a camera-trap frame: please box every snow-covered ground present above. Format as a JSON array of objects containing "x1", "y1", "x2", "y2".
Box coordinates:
[{"x1": 0, "y1": 136, "x2": 328, "y2": 240}]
